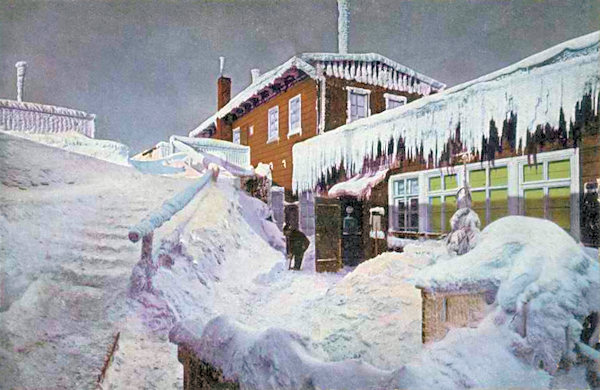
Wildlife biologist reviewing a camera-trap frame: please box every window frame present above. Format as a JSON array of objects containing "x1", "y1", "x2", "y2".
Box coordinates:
[
  {"x1": 424, "y1": 169, "x2": 462, "y2": 233},
  {"x1": 387, "y1": 148, "x2": 579, "y2": 238},
  {"x1": 232, "y1": 127, "x2": 241, "y2": 145},
  {"x1": 288, "y1": 94, "x2": 302, "y2": 137},
  {"x1": 390, "y1": 175, "x2": 420, "y2": 232},
  {"x1": 384, "y1": 93, "x2": 407, "y2": 110},
  {"x1": 466, "y1": 163, "x2": 509, "y2": 227},
  {"x1": 267, "y1": 106, "x2": 279, "y2": 143},
  {"x1": 517, "y1": 149, "x2": 577, "y2": 231},
  {"x1": 346, "y1": 86, "x2": 371, "y2": 123}
]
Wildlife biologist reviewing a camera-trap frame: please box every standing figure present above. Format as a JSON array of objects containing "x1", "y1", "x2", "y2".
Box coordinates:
[{"x1": 283, "y1": 224, "x2": 310, "y2": 270}]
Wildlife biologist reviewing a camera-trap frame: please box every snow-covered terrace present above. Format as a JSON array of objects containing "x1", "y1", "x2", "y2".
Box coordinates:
[
  {"x1": 292, "y1": 31, "x2": 600, "y2": 194},
  {"x1": 0, "y1": 98, "x2": 96, "y2": 138}
]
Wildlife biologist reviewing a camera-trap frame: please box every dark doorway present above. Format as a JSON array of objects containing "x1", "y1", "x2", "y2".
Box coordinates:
[
  {"x1": 315, "y1": 198, "x2": 341, "y2": 263},
  {"x1": 340, "y1": 197, "x2": 363, "y2": 266}
]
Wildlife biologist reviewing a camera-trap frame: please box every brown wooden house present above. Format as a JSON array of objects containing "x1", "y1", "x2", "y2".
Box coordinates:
[{"x1": 189, "y1": 54, "x2": 445, "y2": 193}]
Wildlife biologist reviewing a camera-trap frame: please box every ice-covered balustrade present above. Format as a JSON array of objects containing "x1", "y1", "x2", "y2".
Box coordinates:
[
  {"x1": 0, "y1": 99, "x2": 96, "y2": 137},
  {"x1": 128, "y1": 169, "x2": 215, "y2": 243},
  {"x1": 170, "y1": 135, "x2": 251, "y2": 169},
  {"x1": 293, "y1": 31, "x2": 600, "y2": 193}
]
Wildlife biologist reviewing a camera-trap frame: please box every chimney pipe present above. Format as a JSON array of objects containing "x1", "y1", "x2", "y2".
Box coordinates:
[
  {"x1": 337, "y1": 0, "x2": 349, "y2": 54},
  {"x1": 251, "y1": 68, "x2": 260, "y2": 84},
  {"x1": 15, "y1": 61, "x2": 27, "y2": 102},
  {"x1": 219, "y1": 56, "x2": 225, "y2": 76}
]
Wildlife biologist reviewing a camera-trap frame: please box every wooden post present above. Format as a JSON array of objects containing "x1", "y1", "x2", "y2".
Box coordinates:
[{"x1": 141, "y1": 232, "x2": 154, "y2": 269}]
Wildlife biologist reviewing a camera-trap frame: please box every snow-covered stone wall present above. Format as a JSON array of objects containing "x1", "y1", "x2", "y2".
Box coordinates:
[
  {"x1": 0, "y1": 99, "x2": 96, "y2": 137},
  {"x1": 293, "y1": 31, "x2": 600, "y2": 193}
]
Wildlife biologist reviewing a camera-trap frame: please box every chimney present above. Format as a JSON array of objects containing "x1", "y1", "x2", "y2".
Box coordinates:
[
  {"x1": 251, "y1": 68, "x2": 260, "y2": 84},
  {"x1": 337, "y1": 0, "x2": 349, "y2": 54},
  {"x1": 217, "y1": 57, "x2": 231, "y2": 110},
  {"x1": 15, "y1": 61, "x2": 27, "y2": 102},
  {"x1": 216, "y1": 57, "x2": 232, "y2": 140}
]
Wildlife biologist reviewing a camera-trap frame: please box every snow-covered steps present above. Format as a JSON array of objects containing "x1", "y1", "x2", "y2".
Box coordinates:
[{"x1": 0, "y1": 132, "x2": 192, "y2": 389}]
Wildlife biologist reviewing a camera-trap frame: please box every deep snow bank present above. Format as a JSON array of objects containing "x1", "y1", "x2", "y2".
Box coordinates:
[
  {"x1": 131, "y1": 177, "x2": 287, "y2": 333},
  {"x1": 1, "y1": 130, "x2": 130, "y2": 166},
  {"x1": 0, "y1": 132, "x2": 190, "y2": 389},
  {"x1": 417, "y1": 216, "x2": 600, "y2": 374},
  {"x1": 170, "y1": 316, "x2": 393, "y2": 390}
]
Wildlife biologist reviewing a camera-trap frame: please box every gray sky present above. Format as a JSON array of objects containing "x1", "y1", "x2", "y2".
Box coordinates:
[{"x1": 1, "y1": 0, "x2": 598, "y2": 153}]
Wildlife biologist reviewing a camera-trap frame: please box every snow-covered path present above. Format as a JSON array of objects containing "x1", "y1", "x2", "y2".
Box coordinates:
[{"x1": 0, "y1": 132, "x2": 190, "y2": 389}]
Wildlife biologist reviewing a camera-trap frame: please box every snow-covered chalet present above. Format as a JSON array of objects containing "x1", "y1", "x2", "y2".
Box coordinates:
[{"x1": 292, "y1": 31, "x2": 600, "y2": 266}]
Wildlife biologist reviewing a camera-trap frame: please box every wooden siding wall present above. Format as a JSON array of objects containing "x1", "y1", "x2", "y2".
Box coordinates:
[
  {"x1": 421, "y1": 290, "x2": 487, "y2": 343},
  {"x1": 232, "y1": 78, "x2": 318, "y2": 190},
  {"x1": 324, "y1": 78, "x2": 423, "y2": 132}
]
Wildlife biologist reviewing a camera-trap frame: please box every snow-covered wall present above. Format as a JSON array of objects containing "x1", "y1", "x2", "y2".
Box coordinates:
[
  {"x1": 0, "y1": 99, "x2": 96, "y2": 138},
  {"x1": 293, "y1": 31, "x2": 600, "y2": 193}
]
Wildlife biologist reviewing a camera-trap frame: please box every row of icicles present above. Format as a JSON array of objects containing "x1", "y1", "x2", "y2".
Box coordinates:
[{"x1": 319, "y1": 60, "x2": 435, "y2": 96}]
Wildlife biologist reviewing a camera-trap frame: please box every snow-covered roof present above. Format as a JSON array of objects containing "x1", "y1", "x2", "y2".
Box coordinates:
[
  {"x1": 293, "y1": 31, "x2": 600, "y2": 193},
  {"x1": 0, "y1": 99, "x2": 95, "y2": 119},
  {"x1": 327, "y1": 168, "x2": 388, "y2": 199},
  {"x1": 301, "y1": 52, "x2": 446, "y2": 90},
  {"x1": 189, "y1": 57, "x2": 317, "y2": 137},
  {"x1": 189, "y1": 52, "x2": 446, "y2": 137}
]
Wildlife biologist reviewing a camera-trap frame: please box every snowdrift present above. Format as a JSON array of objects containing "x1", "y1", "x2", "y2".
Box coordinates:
[
  {"x1": 0, "y1": 132, "x2": 190, "y2": 388},
  {"x1": 170, "y1": 316, "x2": 393, "y2": 390},
  {"x1": 1, "y1": 130, "x2": 131, "y2": 166},
  {"x1": 417, "y1": 216, "x2": 600, "y2": 374},
  {"x1": 161, "y1": 212, "x2": 598, "y2": 389}
]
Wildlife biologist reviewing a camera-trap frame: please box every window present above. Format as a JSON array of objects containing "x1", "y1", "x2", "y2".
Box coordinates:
[
  {"x1": 427, "y1": 172, "x2": 460, "y2": 232},
  {"x1": 249, "y1": 125, "x2": 254, "y2": 136},
  {"x1": 288, "y1": 94, "x2": 302, "y2": 136},
  {"x1": 384, "y1": 93, "x2": 407, "y2": 110},
  {"x1": 388, "y1": 149, "x2": 578, "y2": 237},
  {"x1": 467, "y1": 165, "x2": 509, "y2": 227},
  {"x1": 519, "y1": 156, "x2": 572, "y2": 230},
  {"x1": 347, "y1": 87, "x2": 371, "y2": 123},
  {"x1": 267, "y1": 106, "x2": 279, "y2": 143},
  {"x1": 391, "y1": 177, "x2": 419, "y2": 231},
  {"x1": 232, "y1": 127, "x2": 240, "y2": 145}
]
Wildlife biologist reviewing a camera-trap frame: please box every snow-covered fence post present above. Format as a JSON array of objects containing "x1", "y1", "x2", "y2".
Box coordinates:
[
  {"x1": 141, "y1": 232, "x2": 154, "y2": 269},
  {"x1": 15, "y1": 61, "x2": 27, "y2": 102}
]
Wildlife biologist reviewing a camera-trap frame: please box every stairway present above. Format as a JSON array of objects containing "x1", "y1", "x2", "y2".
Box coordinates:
[{"x1": 0, "y1": 132, "x2": 191, "y2": 389}]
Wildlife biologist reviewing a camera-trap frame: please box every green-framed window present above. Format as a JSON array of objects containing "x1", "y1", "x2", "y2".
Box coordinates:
[{"x1": 520, "y1": 157, "x2": 573, "y2": 232}]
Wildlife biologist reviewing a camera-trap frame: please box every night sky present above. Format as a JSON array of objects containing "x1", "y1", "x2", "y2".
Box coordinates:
[{"x1": 0, "y1": 0, "x2": 598, "y2": 153}]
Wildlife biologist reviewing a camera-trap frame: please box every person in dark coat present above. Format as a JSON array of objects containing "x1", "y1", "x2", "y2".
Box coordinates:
[{"x1": 283, "y1": 224, "x2": 310, "y2": 271}]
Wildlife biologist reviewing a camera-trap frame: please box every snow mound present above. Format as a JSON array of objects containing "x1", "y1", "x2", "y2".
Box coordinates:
[
  {"x1": 308, "y1": 251, "x2": 429, "y2": 369},
  {"x1": 238, "y1": 190, "x2": 285, "y2": 253},
  {"x1": 170, "y1": 315, "x2": 393, "y2": 390},
  {"x1": 417, "y1": 216, "x2": 600, "y2": 373},
  {"x1": 131, "y1": 178, "x2": 286, "y2": 333},
  {"x1": 2, "y1": 130, "x2": 130, "y2": 166}
]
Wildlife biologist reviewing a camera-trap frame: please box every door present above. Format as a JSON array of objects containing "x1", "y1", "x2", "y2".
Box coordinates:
[{"x1": 315, "y1": 198, "x2": 341, "y2": 262}]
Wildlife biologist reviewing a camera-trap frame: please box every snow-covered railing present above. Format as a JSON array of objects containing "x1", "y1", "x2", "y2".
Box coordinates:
[
  {"x1": 128, "y1": 169, "x2": 215, "y2": 243},
  {"x1": 129, "y1": 152, "x2": 188, "y2": 175},
  {"x1": 171, "y1": 137, "x2": 254, "y2": 177},
  {"x1": 292, "y1": 31, "x2": 600, "y2": 193},
  {"x1": 171, "y1": 135, "x2": 251, "y2": 169},
  {"x1": 0, "y1": 99, "x2": 96, "y2": 137},
  {"x1": 576, "y1": 341, "x2": 600, "y2": 362}
]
